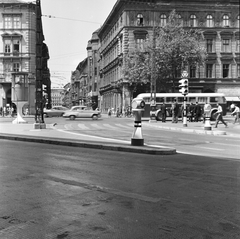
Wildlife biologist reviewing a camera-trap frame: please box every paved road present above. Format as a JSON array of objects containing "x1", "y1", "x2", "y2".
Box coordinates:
[
  {"x1": 0, "y1": 139, "x2": 240, "y2": 239},
  {"x1": 44, "y1": 116, "x2": 240, "y2": 160}
]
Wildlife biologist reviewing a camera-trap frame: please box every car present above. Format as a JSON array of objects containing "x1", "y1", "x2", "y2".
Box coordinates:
[
  {"x1": 62, "y1": 105, "x2": 101, "y2": 120},
  {"x1": 43, "y1": 106, "x2": 69, "y2": 117}
]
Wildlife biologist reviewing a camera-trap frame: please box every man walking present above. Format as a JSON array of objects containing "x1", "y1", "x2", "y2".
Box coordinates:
[
  {"x1": 231, "y1": 104, "x2": 240, "y2": 124},
  {"x1": 171, "y1": 98, "x2": 179, "y2": 123},
  {"x1": 214, "y1": 103, "x2": 228, "y2": 128},
  {"x1": 161, "y1": 102, "x2": 167, "y2": 122}
]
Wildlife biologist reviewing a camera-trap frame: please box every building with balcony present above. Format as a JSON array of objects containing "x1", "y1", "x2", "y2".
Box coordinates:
[
  {"x1": 97, "y1": 0, "x2": 240, "y2": 112},
  {"x1": 0, "y1": 0, "x2": 50, "y2": 114}
]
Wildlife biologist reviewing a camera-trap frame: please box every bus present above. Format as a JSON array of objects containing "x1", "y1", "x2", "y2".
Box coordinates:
[{"x1": 135, "y1": 93, "x2": 227, "y2": 121}]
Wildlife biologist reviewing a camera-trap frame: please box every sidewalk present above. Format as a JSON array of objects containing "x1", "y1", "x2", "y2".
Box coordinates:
[
  {"x1": 0, "y1": 116, "x2": 176, "y2": 155},
  {"x1": 0, "y1": 116, "x2": 239, "y2": 156}
]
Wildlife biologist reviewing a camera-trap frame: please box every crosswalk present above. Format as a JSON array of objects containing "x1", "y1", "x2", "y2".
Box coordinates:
[{"x1": 63, "y1": 123, "x2": 134, "y2": 131}]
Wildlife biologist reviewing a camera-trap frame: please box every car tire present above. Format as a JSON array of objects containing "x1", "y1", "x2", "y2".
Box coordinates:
[
  {"x1": 70, "y1": 115, "x2": 76, "y2": 120},
  {"x1": 92, "y1": 114, "x2": 98, "y2": 120}
]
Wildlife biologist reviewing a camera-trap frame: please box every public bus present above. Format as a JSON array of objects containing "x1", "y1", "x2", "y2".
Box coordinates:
[{"x1": 135, "y1": 92, "x2": 227, "y2": 121}]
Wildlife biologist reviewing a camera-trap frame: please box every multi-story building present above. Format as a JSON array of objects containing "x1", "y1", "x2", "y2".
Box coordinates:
[
  {"x1": 51, "y1": 87, "x2": 63, "y2": 106},
  {"x1": 0, "y1": 0, "x2": 50, "y2": 114},
  {"x1": 97, "y1": 0, "x2": 240, "y2": 112},
  {"x1": 62, "y1": 82, "x2": 71, "y2": 108}
]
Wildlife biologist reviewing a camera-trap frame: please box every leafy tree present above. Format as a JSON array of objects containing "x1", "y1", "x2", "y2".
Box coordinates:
[{"x1": 123, "y1": 10, "x2": 207, "y2": 94}]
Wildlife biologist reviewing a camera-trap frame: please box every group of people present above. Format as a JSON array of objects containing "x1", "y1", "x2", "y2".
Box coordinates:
[
  {"x1": 159, "y1": 99, "x2": 240, "y2": 127},
  {"x1": 0, "y1": 106, "x2": 15, "y2": 117}
]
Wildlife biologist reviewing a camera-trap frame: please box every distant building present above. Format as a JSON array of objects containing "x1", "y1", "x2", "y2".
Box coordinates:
[{"x1": 51, "y1": 88, "x2": 63, "y2": 106}]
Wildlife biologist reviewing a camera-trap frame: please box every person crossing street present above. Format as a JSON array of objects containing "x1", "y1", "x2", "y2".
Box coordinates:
[{"x1": 214, "y1": 103, "x2": 228, "y2": 128}]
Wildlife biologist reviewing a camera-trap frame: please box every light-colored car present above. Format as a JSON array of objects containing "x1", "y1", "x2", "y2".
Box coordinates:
[
  {"x1": 63, "y1": 105, "x2": 101, "y2": 120},
  {"x1": 43, "y1": 106, "x2": 69, "y2": 117}
]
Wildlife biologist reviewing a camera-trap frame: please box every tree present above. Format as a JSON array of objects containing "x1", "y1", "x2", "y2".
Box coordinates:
[{"x1": 123, "y1": 10, "x2": 207, "y2": 94}]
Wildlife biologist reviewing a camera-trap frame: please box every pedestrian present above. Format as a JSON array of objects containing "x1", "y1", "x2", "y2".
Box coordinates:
[
  {"x1": 171, "y1": 98, "x2": 179, "y2": 123},
  {"x1": 0, "y1": 107, "x2": 2, "y2": 116},
  {"x1": 194, "y1": 102, "x2": 202, "y2": 122},
  {"x1": 188, "y1": 102, "x2": 195, "y2": 122},
  {"x1": 161, "y1": 102, "x2": 167, "y2": 122},
  {"x1": 107, "y1": 108, "x2": 112, "y2": 118},
  {"x1": 230, "y1": 104, "x2": 240, "y2": 124},
  {"x1": 3, "y1": 106, "x2": 6, "y2": 117},
  {"x1": 214, "y1": 103, "x2": 228, "y2": 128}
]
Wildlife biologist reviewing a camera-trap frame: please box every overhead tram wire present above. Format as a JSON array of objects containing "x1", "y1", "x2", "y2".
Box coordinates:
[{"x1": 42, "y1": 15, "x2": 102, "y2": 25}]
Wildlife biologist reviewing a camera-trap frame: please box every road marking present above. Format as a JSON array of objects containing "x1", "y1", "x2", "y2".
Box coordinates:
[
  {"x1": 64, "y1": 124, "x2": 73, "y2": 130},
  {"x1": 193, "y1": 146, "x2": 224, "y2": 151},
  {"x1": 77, "y1": 124, "x2": 90, "y2": 130},
  {"x1": 91, "y1": 123, "x2": 104, "y2": 129},
  {"x1": 103, "y1": 124, "x2": 118, "y2": 129},
  {"x1": 114, "y1": 123, "x2": 131, "y2": 129}
]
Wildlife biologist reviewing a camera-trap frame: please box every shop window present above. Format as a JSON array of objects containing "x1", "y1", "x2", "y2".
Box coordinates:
[
  {"x1": 206, "y1": 15, "x2": 214, "y2": 27},
  {"x1": 223, "y1": 64, "x2": 229, "y2": 78}
]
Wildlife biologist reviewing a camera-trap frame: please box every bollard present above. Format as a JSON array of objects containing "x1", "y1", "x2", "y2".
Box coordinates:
[
  {"x1": 204, "y1": 103, "x2": 212, "y2": 131},
  {"x1": 131, "y1": 98, "x2": 145, "y2": 146}
]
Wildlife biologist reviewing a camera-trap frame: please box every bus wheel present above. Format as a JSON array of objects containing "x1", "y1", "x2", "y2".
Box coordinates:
[
  {"x1": 156, "y1": 111, "x2": 162, "y2": 121},
  {"x1": 210, "y1": 110, "x2": 217, "y2": 121}
]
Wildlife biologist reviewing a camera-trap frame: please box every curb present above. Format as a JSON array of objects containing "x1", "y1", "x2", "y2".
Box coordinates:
[
  {"x1": 0, "y1": 133, "x2": 177, "y2": 155},
  {"x1": 146, "y1": 122, "x2": 227, "y2": 136}
]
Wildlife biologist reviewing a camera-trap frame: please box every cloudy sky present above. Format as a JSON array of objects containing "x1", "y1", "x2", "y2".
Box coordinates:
[{"x1": 23, "y1": 0, "x2": 117, "y2": 87}]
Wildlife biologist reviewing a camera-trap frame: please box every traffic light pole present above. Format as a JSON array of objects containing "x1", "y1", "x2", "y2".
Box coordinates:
[{"x1": 183, "y1": 95, "x2": 187, "y2": 127}]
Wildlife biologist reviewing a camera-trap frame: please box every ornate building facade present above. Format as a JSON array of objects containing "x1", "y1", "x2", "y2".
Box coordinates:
[
  {"x1": 97, "y1": 0, "x2": 240, "y2": 112},
  {"x1": 0, "y1": 0, "x2": 50, "y2": 114}
]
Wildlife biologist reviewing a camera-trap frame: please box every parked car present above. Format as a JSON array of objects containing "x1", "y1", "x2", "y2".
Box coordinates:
[
  {"x1": 62, "y1": 106, "x2": 101, "y2": 120},
  {"x1": 43, "y1": 106, "x2": 69, "y2": 117}
]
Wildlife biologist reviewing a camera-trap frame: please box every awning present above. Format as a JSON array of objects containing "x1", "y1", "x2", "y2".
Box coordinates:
[{"x1": 225, "y1": 97, "x2": 240, "y2": 102}]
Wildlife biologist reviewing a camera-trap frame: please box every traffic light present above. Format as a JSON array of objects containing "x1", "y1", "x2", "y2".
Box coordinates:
[{"x1": 179, "y1": 78, "x2": 189, "y2": 95}]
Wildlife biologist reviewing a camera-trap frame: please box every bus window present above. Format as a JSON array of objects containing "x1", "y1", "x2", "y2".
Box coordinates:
[
  {"x1": 198, "y1": 97, "x2": 208, "y2": 103},
  {"x1": 210, "y1": 97, "x2": 217, "y2": 102},
  {"x1": 166, "y1": 97, "x2": 172, "y2": 103},
  {"x1": 188, "y1": 97, "x2": 195, "y2": 103},
  {"x1": 178, "y1": 97, "x2": 184, "y2": 103},
  {"x1": 156, "y1": 97, "x2": 164, "y2": 103}
]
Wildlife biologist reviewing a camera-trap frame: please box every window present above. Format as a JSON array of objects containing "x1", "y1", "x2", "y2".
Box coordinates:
[
  {"x1": 137, "y1": 14, "x2": 143, "y2": 26},
  {"x1": 160, "y1": 14, "x2": 167, "y2": 27},
  {"x1": 237, "y1": 64, "x2": 240, "y2": 78},
  {"x1": 206, "y1": 64, "x2": 213, "y2": 78},
  {"x1": 4, "y1": 16, "x2": 12, "y2": 29},
  {"x1": 4, "y1": 15, "x2": 21, "y2": 29},
  {"x1": 223, "y1": 15, "x2": 229, "y2": 27},
  {"x1": 237, "y1": 15, "x2": 240, "y2": 28},
  {"x1": 206, "y1": 15, "x2": 214, "y2": 27},
  {"x1": 13, "y1": 63, "x2": 20, "y2": 72},
  {"x1": 13, "y1": 40, "x2": 20, "y2": 53},
  {"x1": 177, "y1": 14, "x2": 183, "y2": 26},
  {"x1": 206, "y1": 39, "x2": 213, "y2": 53},
  {"x1": 222, "y1": 39, "x2": 230, "y2": 52},
  {"x1": 190, "y1": 66, "x2": 196, "y2": 78},
  {"x1": 223, "y1": 64, "x2": 229, "y2": 78},
  {"x1": 4, "y1": 40, "x2": 11, "y2": 53},
  {"x1": 190, "y1": 15, "x2": 197, "y2": 27},
  {"x1": 236, "y1": 39, "x2": 240, "y2": 52},
  {"x1": 13, "y1": 16, "x2": 21, "y2": 29},
  {"x1": 4, "y1": 62, "x2": 12, "y2": 72},
  {"x1": 136, "y1": 38, "x2": 145, "y2": 50}
]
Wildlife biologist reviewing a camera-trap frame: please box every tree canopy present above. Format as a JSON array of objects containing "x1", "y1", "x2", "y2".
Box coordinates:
[{"x1": 123, "y1": 10, "x2": 207, "y2": 94}]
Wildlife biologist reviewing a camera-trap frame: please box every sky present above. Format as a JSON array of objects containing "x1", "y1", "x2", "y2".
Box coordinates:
[{"x1": 23, "y1": 0, "x2": 117, "y2": 87}]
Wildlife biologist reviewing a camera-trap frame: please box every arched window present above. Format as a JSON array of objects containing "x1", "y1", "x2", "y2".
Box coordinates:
[
  {"x1": 137, "y1": 14, "x2": 143, "y2": 26},
  {"x1": 160, "y1": 14, "x2": 167, "y2": 27},
  {"x1": 190, "y1": 15, "x2": 197, "y2": 27},
  {"x1": 206, "y1": 15, "x2": 214, "y2": 27},
  {"x1": 223, "y1": 15, "x2": 230, "y2": 27},
  {"x1": 237, "y1": 15, "x2": 240, "y2": 28},
  {"x1": 177, "y1": 14, "x2": 183, "y2": 26}
]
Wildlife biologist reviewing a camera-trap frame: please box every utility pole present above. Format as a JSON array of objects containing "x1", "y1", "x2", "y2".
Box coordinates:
[{"x1": 34, "y1": 0, "x2": 46, "y2": 129}]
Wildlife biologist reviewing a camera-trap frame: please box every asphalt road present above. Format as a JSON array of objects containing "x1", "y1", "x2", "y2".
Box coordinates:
[
  {"x1": 44, "y1": 116, "x2": 240, "y2": 160},
  {"x1": 0, "y1": 139, "x2": 239, "y2": 238}
]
